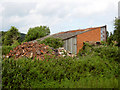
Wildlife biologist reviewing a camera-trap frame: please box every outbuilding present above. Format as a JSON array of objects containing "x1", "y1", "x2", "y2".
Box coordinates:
[{"x1": 38, "y1": 25, "x2": 107, "y2": 54}]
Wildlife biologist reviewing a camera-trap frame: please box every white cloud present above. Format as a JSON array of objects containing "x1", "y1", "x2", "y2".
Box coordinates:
[
  {"x1": 1, "y1": 0, "x2": 120, "y2": 34},
  {"x1": 0, "y1": 4, "x2": 4, "y2": 29},
  {"x1": 8, "y1": 16, "x2": 22, "y2": 23},
  {"x1": 0, "y1": 4, "x2": 4, "y2": 14}
]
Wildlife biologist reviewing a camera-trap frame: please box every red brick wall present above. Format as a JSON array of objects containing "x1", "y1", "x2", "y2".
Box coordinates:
[{"x1": 77, "y1": 28, "x2": 101, "y2": 53}]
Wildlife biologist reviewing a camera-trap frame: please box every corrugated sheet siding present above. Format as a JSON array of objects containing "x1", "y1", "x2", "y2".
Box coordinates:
[
  {"x1": 72, "y1": 36, "x2": 77, "y2": 54},
  {"x1": 63, "y1": 36, "x2": 77, "y2": 54}
]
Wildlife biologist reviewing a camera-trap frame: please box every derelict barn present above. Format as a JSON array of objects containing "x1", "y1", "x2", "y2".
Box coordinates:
[{"x1": 38, "y1": 25, "x2": 107, "y2": 54}]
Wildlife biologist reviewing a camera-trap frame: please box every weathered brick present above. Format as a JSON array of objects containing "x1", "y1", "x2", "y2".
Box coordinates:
[{"x1": 77, "y1": 27, "x2": 101, "y2": 53}]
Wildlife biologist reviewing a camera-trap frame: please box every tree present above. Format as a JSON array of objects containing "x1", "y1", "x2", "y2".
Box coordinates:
[
  {"x1": 4, "y1": 26, "x2": 20, "y2": 45},
  {"x1": 0, "y1": 31, "x2": 7, "y2": 45},
  {"x1": 18, "y1": 33, "x2": 26, "y2": 44},
  {"x1": 25, "y1": 26, "x2": 50, "y2": 41},
  {"x1": 107, "y1": 32, "x2": 114, "y2": 45},
  {"x1": 107, "y1": 18, "x2": 120, "y2": 46},
  {"x1": 106, "y1": 31, "x2": 109, "y2": 39},
  {"x1": 113, "y1": 18, "x2": 120, "y2": 46}
]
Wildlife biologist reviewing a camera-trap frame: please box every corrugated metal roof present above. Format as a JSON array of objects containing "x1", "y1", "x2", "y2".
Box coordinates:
[
  {"x1": 36, "y1": 25, "x2": 106, "y2": 41},
  {"x1": 37, "y1": 31, "x2": 82, "y2": 41}
]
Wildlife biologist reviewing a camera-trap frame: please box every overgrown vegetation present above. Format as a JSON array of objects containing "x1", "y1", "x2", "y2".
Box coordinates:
[
  {"x1": 78, "y1": 42, "x2": 120, "y2": 62},
  {"x1": 107, "y1": 18, "x2": 120, "y2": 46},
  {"x1": 3, "y1": 26, "x2": 20, "y2": 46},
  {"x1": 113, "y1": 18, "x2": 120, "y2": 46},
  {"x1": 2, "y1": 37, "x2": 119, "y2": 88},
  {"x1": 1, "y1": 45, "x2": 19, "y2": 55},
  {"x1": 2, "y1": 45, "x2": 119, "y2": 88},
  {"x1": 38, "y1": 37, "x2": 64, "y2": 49}
]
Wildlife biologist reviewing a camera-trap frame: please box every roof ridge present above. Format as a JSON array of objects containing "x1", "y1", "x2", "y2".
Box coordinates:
[{"x1": 58, "y1": 25, "x2": 106, "y2": 34}]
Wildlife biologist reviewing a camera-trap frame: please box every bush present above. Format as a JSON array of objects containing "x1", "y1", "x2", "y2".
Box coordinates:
[
  {"x1": 11, "y1": 40, "x2": 20, "y2": 47},
  {"x1": 2, "y1": 46, "x2": 14, "y2": 55},
  {"x1": 101, "y1": 41, "x2": 107, "y2": 46},
  {"x1": 78, "y1": 42, "x2": 93, "y2": 56},
  {"x1": 93, "y1": 46, "x2": 119, "y2": 62},
  {"x1": 39, "y1": 37, "x2": 64, "y2": 49},
  {"x1": 78, "y1": 43, "x2": 119, "y2": 62},
  {"x1": 2, "y1": 55, "x2": 118, "y2": 88}
]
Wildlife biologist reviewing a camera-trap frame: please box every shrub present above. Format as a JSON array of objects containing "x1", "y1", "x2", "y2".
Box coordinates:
[
  {"x1": 78, "y1": 42, "x2": 93, "y2": 56},
  {"x1": 11, "y1": 40, "x2": 20, "y2": 47},
  {"x1": 101, "y1": 41, "x2": 107, "y2": 46},
  {"x1": 2, "y1": 46, "x2": 14, "y2": 55},
  {"x1": 93, "y1": 46, "x2": 119, "y2": 62},
  {"x1": 39, "y1": 37, "x2": 64, "y2": 49},
  {"x1": 2, "y1": 55, "x2": 118, "y2": 88},
  {"x1": 78, "y1": 43, "x2": 119, "y2": 63}
]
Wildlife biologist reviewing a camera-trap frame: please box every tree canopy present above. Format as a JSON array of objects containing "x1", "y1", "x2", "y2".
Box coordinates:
[
  {"x1": 113, "y1": 18, "x2": 120, "y2": 46},
  {"x1": 0, "y1": 31, "x2": 7, "y2": 45},
  {"x1": 4, "y1": 26, "x2": 20, "y2": 46},
  {"x1": 107, "y1": 18, "x2": 120, "y2": 46},
  {"x1": 25, "y1": 26, "x2": 50, "y2": 41}
]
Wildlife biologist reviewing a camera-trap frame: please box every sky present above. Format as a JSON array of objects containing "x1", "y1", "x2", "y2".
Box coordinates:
[{"x1": 0, "y1": 0, "x2": 119, "y2": 34}]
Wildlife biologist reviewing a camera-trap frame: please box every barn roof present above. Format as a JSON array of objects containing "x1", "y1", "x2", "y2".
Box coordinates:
[{"x1": 36, "y1": 25, "x2": 106, "y2": 41}]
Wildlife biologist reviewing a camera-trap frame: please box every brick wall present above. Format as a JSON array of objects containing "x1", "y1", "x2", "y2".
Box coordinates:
[{"x1": 77, "y1": 27, "x2": 101, "y2": 53}]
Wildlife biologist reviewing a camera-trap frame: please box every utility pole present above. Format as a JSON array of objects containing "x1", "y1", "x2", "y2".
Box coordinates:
[{"x1": 118, "y1": 1, "x2": 120, "y2": 19}]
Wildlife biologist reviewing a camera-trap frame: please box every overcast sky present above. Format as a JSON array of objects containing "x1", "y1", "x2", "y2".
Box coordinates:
[{"x1": 0, "y1": 0, "x2": 119, "y2": 34}]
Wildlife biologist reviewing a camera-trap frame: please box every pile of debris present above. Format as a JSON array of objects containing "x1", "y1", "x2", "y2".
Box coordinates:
[
  {"x1": 6, "y1": 42, "x2": 57, "y2": 60},
  {"x1": 5, "y1": 42, "x2": 76, "y2": 60},
  {"x1": 58, "y1": 47, "x2": 76, "y2": 57}
]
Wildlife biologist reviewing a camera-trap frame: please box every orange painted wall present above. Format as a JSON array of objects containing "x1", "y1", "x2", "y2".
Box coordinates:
[{"x1": 77, "y1": 28, "x2": 101, "y2": 53}]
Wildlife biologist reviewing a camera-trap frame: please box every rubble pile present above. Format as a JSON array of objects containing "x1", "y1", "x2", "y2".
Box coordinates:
[
  {"x1": 6, "y1": 42, "x2": 57, "y2": 60},
  {"x1": 58, "y1": 47, "x2": 76, "y2": 57},
  {"x1": 5, "y1": 42, "x2": 76, "y2": 60}
]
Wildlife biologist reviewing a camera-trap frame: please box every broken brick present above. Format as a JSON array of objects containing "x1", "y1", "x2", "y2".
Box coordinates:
[{"x1": 5, "y1": 41, "x2": 76, "y2": 60}]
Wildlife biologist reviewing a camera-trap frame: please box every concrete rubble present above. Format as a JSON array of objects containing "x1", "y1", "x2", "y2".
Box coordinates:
[
  {"x1": 58, "y1": 47, "x2": 76, "y2": 57},
  {"x1": 5, "y1": 42, "x2": 76, "y2": 60}
]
